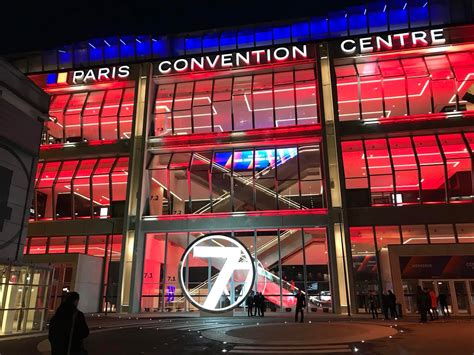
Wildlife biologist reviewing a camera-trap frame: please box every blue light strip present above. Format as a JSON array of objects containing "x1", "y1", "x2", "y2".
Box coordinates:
[{"x1": 19, "y1": 0, "x2": 472, "y2": 73}]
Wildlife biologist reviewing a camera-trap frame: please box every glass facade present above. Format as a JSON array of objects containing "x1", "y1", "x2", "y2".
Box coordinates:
[
  {"x1": 141, "y1": 228, "x2": 329, "y2": 312},
  {"x1": 18, "y1": 11, "x2": 474, "y2": 317},
  {"x1": 342, "y1": 133, "x2": 473, "y2": 206}
]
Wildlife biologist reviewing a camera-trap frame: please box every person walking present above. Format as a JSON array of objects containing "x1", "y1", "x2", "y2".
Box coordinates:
[
  {"x1": 423, "y1": 288, "x2": 434, "y2": 320},
  {"x1": 381, "y1": 292, "x2": 390, "y2": 320},
  {"x1": 429, "y1": 289, "x2": 439, "y2": 320},
  {"x1": 387, "y1": 290, "x2": 398, "y2": 320},
  {"x1": 258, "y1": 292, "x2": 266, "y2": 317},
  {"x1": 438, "y1": 292, "x2": 450, "y2": 317},
  {"x1": 368, "y1": 294, "x2": 378, "y2": 319},
  {"x1": 246, "y1": 291, "x2": 254, "y2": 317},
  {"x1": 49, "y1": 291, "x2": 89, "y2": 355},
  {"x1": 416, "y1": 286, "x2": 428, "y2": 323},
  {"x1": 254, "y1": 291, "x2": 261, "y2": 317},
  {"x1": 294, "y1": 289, "x2": 306, "y2": 323}
]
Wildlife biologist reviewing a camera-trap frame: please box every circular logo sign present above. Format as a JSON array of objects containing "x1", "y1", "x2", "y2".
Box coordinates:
[{"x1": 179, "y1": 235, "x2": 255, "y2": 313}]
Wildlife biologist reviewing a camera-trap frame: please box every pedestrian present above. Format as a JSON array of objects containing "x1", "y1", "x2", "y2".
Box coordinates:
[
  {"x1": 49, "y1": 291, "x2": 89, "y2": 355},
  {"x1": 294, "y1": 289, "x2": 306, "y2": 323},
  {"x1": 423, "y1": 288, "x2": 434, "y2": 320},
  {"x1": 259, "y1": 292, "x2": 266, "y2": 317},
  {"x1": 387, "y1": 290, "x2": 398, "y2": 320},
  {"x1": 368, "y1": 294, "x2": 378, "y2": 319},
  {"x1": 416, "y1": 286, "x2": 428, "y2": 323},
  {"x1": 438, "y1": 292, "x2": 450, "y2": 317},
  {"x1": 381, "y1": 292, "x2": 390, "y2": 320},
  {"x1": 254, "y1": 291, "x2": 261, "y2": 316},
  {"x1": 246, "y1": 291, "x2": 254, "y2": 317},
  {"x1": 429, "y1": 289, "x2": 439, "y2": 320}
]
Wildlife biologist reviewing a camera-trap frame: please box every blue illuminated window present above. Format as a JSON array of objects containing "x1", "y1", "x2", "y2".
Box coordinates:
[
  {"x1": 430, "y1": 0, "x2": 450, "y2": 25},
  {"x1": 88, "y1": 39, "x2": 104, "y2": 64},
  {"x1": 136, "y1": 35, "x2": 151, "y2": 58},
  {"x1": 255, "y1": 27, "x2": 272, "y2": 46},
  {"x1": 348, "y1": 6, "x2": 368, "y2": 35},
  {"x1": 273, "y1": 25, "x2": 291, "y2": 44},
  {"x1": 74, "y1": 43, "x2": 88, "y2": 66},
  {"x1": 291, "y1": 22, "x2": 310, "y2": 41},
  {"x1": 104, "y1": 37, "x2": 119, "y2": 62},
  {"x1": 310, "y1": 17, "x2": 329, "y2": 39},
  {"x1": 388, "y1": 0, "x2": 409, "y2": 30},
  {"x1": 203, "y1": 34, "x2": 219, "y2": 52},
  {"x1": 220, "y1": 31, "x2": 237, "y2": 51},
  {"x1": 152, "y1": 37, "x2": 167, "y2": 58},
  {"x1": 185, "y1": 36, "x2": 202, "y2": 54},
  {"x1": 409, "y1": 0, "x2": 430, "y2": 28},
  {"x1": 58, "y1": 47, "x2": 72, "y2": 69},
  {"x1": 329, "y1": 11, "x2": 348, "y2": 37},
  {"x1": 368, "y1": 2, "x2": 388, "y2": 33},
  {"x1": 46, "y1": 73, "x2": 58, "y2": 85},
  {"x1": 238, "y1": 30, "x2": 254, "y2": 48},
  {"x1": 172, "y1": 37, "x2": 185, "y2": 56},
  {"x1": 120, "y1": 36, "x2": 135, "y2": 59}
]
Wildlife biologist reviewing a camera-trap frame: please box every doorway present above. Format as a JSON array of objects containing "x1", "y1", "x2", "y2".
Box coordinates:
[{"x1": 418, "y1": 279, "x2": 474, "y2": 316}]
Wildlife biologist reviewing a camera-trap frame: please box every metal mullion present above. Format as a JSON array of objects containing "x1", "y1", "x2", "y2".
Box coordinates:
[
  {"x1": 301, "y1": 228, "x2": 308, "y2": 311},
  {"x1": 250, "y1": 75, "x2": 256, "y2": 129},
  {"x1": 230, "y1": 148, "x2": 235, "y2": 212},
  {"x1": 355, "y1": 64, "x2": 363, "y2": 120},
  {"x1": 79, "y1": 92, "x2": 91, "y2": 141},
  {"x1": 190, "y1": 81, "x2": 196, "y2": 134},
  {"x1": 109, "y1": 157, "x2": 119, "y2": 209},
  {"x1": 252, "y1": 148, "x2": 256, "y2": 210},
  {"x1": 187, "y1": 153, "x2": 192, "y2": 214},
  {"x1": 34, "y1": 163, "x2": 46, "y2": 221},
  {"x1": 453, "y1": 223, "x2": 459, "y2": 243},
  {"x1": 116, "y1": 88, "x2": 126, "y2": 140},
  {"x1": 425, "y1": 224, "x2": 431, "y2": 244},
  {"x1": 97, "y1": 90, "x2": 107, "y2": 140},
  {"x1": 277, "y1": 229, "x2": 283, "y2": 312},
  {"x1": 398, "y1": 225, "x2": 403, "y2": 245},
  {"x1": 292, "y1": 69, "x2": 298, "y2": 125},
  {"x1": 210, "y1": 79, "x2": 216, "y2": 132},
  {"x1": 271, "y1": 72, "x2": 277, "y2": 128},
  {"x1": 421, "y1": 56, "x2": 435, "y2": 114},
  {"x1": 71, "y1": 160, "x2": 81, "y2": 220},
  {"x1": 460, "y1": 132, "x2": 474, "y2": 198},
  {"x1": 385, "y1": 138, "x2": 397, "y2": 205},
  {"x1": 161, "y1": 233, "x2": 169, "y2": 311},
  {"x1": 296, "y1": 145, "x2": 303, "y2": 210},
  {"x1": 372, "y1": 225, "x2": 384, "y2": 305},
  {"x1": 62, "y1": 94, "x2": 73, "y2": 143},
  {"x1": 445, "y1": 54, "x2": 459, "y2": 111},
  {"x1": 167, "y1": 153, "x2": 173, "y2": 215},
  {"x1": 90, "y1": 159, "x2": 100, "y2": 218},
  {"x1": 51, "y1": 161, "x2": 64, "y2": 220},
  {"x1": 402, "y1": 64, "x2": 410, "y2": 116},
  {"x1": 434, "y1": 134, "x2": 450, "y2": 203},
  {"x1": 408, "y1": 136, "x2": 423, "y2": 204},
  {"x1": 170, "y1": 84, "x2": 178, "y2": 135},
  {"x1": 209, "y1": 152, "x2": 214, "y2": 213},
  {"x1": 376, "y1": 62, "x2": 387, "y2": 118},
  {"x1": 230, "y1": 76, "x2": 236, "y2": 131},
  {"x1": 361, "y1": 140, "x2": 372, "y2": 204},
  {"x1": 274, "y1": 147, "x2": 280, "y2": 210}
]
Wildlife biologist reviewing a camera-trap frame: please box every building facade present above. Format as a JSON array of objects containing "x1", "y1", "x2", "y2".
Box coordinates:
[{"x1": 10, "y1": 0, "x2": 474, "y2": 316}]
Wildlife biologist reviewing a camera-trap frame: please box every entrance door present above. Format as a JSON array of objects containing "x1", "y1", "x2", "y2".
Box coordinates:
[{"x1": 418, "y1": 279, "x2": 474, "y2": 316}]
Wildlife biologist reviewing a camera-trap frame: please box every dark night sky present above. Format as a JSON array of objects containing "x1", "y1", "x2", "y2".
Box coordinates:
[{"x1": 1, "y1": 0, "x2": 363, "y2": 55}]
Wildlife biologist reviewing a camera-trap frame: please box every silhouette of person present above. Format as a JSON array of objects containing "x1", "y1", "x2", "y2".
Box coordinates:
[
  {"x1": 368, "y1": 294, "x2": 378, "y2": 319},
  {"x1": 246, "y1": 291, "x2": 254, "y2": 317},
  {"x1": 438, "y1": 292, "x2": 449, "y2": 317},
  {"x1": 259, "y1": 292, "x2": 265, "y2": 317},
  {"x1": 295, "y1": 289, "x2": 306, "y2": 323},
  {"x1": 387, "y1": 290, "x2": 398, "y2": 319}
]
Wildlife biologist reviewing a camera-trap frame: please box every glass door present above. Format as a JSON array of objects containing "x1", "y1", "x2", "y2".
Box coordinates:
[{"x1": 453, "y1": 281, "x2": 469, "y2": 314}]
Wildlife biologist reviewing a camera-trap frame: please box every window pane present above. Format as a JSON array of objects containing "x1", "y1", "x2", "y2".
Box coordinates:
[
  {"x1": 401, "y1": 225, "x2": 428, "y2": 244},
  {"x1": 456, "y1": 224, "x2": 474, "y2": 244},
  {"x1": 428, "y1": 224, "x2": 455, "y2": 244}
]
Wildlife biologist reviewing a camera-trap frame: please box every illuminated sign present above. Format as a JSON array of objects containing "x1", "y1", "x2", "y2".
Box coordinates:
[
  {"x1": 72, "y1": 65, "x2": 130, "y2": 84},
  {"x1": 339, "y1": 28, "x2": 446, "y2": 55},
  {"x1": 179, "y1": 235, "x2": 255, "y2": 313},
  {"x1": 156, "y1": 45, "x2": 309, "y2": 75}
]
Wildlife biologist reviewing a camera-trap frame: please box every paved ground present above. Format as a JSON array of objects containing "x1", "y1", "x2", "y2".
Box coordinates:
[{"x1": 0, "y1": 314, "x2": 473, "y2": 354}]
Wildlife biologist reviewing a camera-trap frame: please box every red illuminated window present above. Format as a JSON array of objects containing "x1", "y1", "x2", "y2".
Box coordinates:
[
  {"x1": 152, "y1": 67, "x2": 319, "y2": 136},
  {"x1": 42, "y1": 86, "x2": 135, "y2": 145},
  {"x1": 335, "y1": 49, "x2": 474, "y2": 121},
  {"x1": 32, "y1": 157, "x2": 129, "y2": 220}
]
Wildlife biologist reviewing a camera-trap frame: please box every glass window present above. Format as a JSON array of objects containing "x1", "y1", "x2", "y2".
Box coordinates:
[
  {"x1": 401, "y1": 225, "x2": 428, "y2": 244},
  {"x1": 456, "y1": 224, "x2": 474, "y2": 244},
  {"x1": 67, "y1": 236, "x2": 87, "y2": 253},
  {"x1": 375, "y1": 226, "x2": 401, "y2": 250},
  {"x1": 28, "y1": 238, "x2": 48, "y2": 254},
  {"x1": 151, "y1": 67, "x2": 319, "y2": 136},
  {"x1": 428, "y1": 224, "x2": 456, "y2": 244},
  {"x1": 48, "y1": 237, "x2": 67, "y2": 254}
]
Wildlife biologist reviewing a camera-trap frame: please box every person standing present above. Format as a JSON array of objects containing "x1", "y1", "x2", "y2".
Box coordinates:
[
  {"x1": 416, "y1": 286, "x2": 428, "y2": 323},
  {"x1": 387, "y1": 290, "x2": 398, "y2": 320},
  {"x1": 429, "y1": 289, "x2": 439, "y2": 320},
  {"x1": 294, "y1": 289, "x2": 306, "y2": 323},
  {"x1": 381, "y1": 292, "x2": 390, "y2": 320},
  {"x1": 49, "y1": 291, "x2": 89, "y2": 355},
  {"x1": 246, "y1": 291, "x2": 254, "y2": 317},
  {"x1": 368, "y1": 294, "x2": 378, "y2": 319},
  {"x1": 259, "y1": 292, "x2": 266, "y2": 317},
  {"x1": 438, "y1": 292, "x2": 450, "y2": 317},
  {"x1": 254, "y1": 291, "x2": 261, "y2": 316}
]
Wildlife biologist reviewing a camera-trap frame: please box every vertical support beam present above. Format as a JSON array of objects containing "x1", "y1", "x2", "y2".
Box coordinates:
[
  {"x1": 318, "y1": 43, "x2": 355, "y2": 315},
  {"x1": 118, "y1": 63, "x2": 153, "y2": 313}
]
